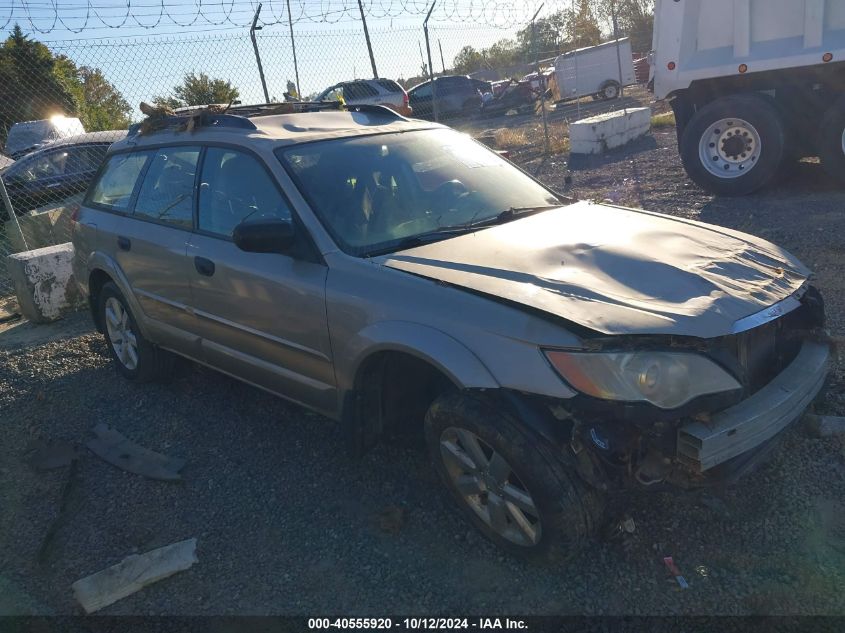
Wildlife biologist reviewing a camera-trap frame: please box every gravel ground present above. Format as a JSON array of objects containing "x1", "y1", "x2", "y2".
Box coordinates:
[{"x1": 1, "y1": 104, "x2": 844, "y2": 616}]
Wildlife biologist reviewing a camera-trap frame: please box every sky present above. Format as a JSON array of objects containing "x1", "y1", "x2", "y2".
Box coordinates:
[{"x1": 1, "y1": 0, "x2": 553, "y2": 109}]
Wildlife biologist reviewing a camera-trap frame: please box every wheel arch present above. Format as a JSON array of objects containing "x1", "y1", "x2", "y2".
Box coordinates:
[
  {"x1": 339, "y1": 322, "x2": 499, "y2": 455},
  {"x1": 85, "y1": 252, "x2": 151, "y2": 338}
]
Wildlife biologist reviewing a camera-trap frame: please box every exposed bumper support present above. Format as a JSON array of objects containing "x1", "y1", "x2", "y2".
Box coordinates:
[{"x1": 677, "y1": 341, "x2": 830, "y2": 472}]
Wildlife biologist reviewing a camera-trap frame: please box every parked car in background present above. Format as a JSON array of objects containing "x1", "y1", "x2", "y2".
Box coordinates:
[
  {"x1": 72, "y1": 104, "x2": 829, "y2": 562},
  {"x1": 314, "y1": 79, "x2": 412, "y2": 116},
  {"x1": 408, "y1": 75, "x2": 491, "y2": 120},
  {"x1": 3, "y1": 116, "x2": 86, "y2": 159},
  {"x1": 0, "y1": 131, "x2": 126, "y2": 218}
]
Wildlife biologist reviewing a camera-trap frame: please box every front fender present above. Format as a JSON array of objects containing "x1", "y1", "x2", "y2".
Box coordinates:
[
  {"x1": 86, "y1": 251, "x2": 152, "y2": 339},
  {"x1": 339, "y1": 320, "x2": 499, "y2": 393}
]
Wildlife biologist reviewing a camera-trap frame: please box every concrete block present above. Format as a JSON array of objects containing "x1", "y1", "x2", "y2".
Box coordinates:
[
  {"x1": 5, "y1": 243, "x2": 84, "y2": 323},
  {"x1": 4, "y1": 206, "x2": 74, "y2": 253},
  {"x1": 569, "y1": 106, "x2": 651, "y2": 155}
]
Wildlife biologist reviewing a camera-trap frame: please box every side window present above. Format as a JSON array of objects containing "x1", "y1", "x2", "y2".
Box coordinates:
[
  {"x1": 133, "y1": 147, "x2": 200, "y2": 229},
  {"x1": 412, "y1": 83, "x2": 432, "y2": 98},
  {"x1": 343, "y1": 82, "x2": 378, "y2": 101},
  {"x1": 13, "y1": 149, "x2": 68, "y2": 182},
  {"x1": 198, "y1": 148, "x2": 292, "y2": 238},
  {"x1": 87, "y1": 152, "x2": 150, "y2": 212}
]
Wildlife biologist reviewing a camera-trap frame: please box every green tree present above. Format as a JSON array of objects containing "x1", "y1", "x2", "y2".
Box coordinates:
[
  {"x1": 155, "y1": 72, "x2": 240, "y2": 109},
  {"x1": 0, "y1": 24, "x2": 76, "y2": 144},
  {"x1": 452, "y1": 46, "x2": 485, "y2": 75},
  {"x1": 566, "y1": 0, "x2": 603, "y2": 49},
  {"x1": 516, "y1": 10, "x2": 568, "y2": 60},
  {"x1": 76, "y1": 66, "x2": 132, "y2": 131},
  {"x1": 596, "y1": 0, "x2": 655, "y2": 53}
]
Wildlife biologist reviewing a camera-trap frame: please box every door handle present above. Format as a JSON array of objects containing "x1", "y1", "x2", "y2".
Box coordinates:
[
  {"x1": 194, "y1": 256, "x2": 215, "y2": 277},
  {"x1": 117, "y1": 236, "x2": 131, "y2": 251}
]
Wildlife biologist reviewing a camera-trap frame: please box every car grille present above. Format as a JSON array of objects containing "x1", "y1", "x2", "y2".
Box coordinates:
[{"x1": 729, "y1": 313, "x2": 803, "y2": 394}]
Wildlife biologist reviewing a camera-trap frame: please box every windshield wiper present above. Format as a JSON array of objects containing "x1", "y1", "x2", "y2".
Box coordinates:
[
  {"x1": 500, "y1": 204, "x2": 563, "y2": 219},
  {"x1": 364, "y1": 204, "x2": 563, "y2": 257}
]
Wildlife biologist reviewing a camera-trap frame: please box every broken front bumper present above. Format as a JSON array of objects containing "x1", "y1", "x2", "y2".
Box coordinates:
[{"x1": 676, "y1": 341, "x2": 830, "y2": 472}]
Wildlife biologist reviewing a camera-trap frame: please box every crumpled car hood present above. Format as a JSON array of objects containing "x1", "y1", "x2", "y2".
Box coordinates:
[{"x1": 378, "y1": 202, "x2": 810, "y2": 338}]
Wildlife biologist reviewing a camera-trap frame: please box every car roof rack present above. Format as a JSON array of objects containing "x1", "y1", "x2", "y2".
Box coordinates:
[{"x1": 128, "y1": 100, "x2": 408, "y2": 138}]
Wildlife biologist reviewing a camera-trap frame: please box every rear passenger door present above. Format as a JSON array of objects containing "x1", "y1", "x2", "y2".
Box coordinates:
[
  {"x1": 99, "y1": 146, "x2": 200, "y2": 351},
  {"x1": 186, "y1": 146, "x2": 335, "y2": 413}
]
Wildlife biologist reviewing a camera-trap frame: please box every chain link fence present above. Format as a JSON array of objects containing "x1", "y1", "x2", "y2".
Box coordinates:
[{"x1": 0, "y1": 2, "x2": 655, "y2": 308}]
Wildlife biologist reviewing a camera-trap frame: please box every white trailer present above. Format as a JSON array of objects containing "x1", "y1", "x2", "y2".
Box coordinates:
[
  {"x1": 555, "y1": 38, "x2": 637, "y2": 102},
  {"x1": 651, "y1": 0, "x2": 845, "y2": 195}
]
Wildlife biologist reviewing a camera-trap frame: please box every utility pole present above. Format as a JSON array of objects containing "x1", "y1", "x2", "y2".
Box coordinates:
[
  {"x1": 357, "y1": 0, "x2": 378, "y2": 78},
  {"x1": 438, "y1": 38, "x2": 446, "y2": 73},
  {"x1": 286, "y1": 0, "x2": 301, "y2": 99},
  {"x1": 250, "y1": 4, "x2": 270, "y2": 103},
  {"x1": 611, "y1": 0, "x2": 625, "y2": 100},
  {"x1": 424, "y1": 1, "x2": 438, "y2": 122},
  {"x1": 531, "y1": 3, "x2": 549, "y2": 154},
  {"x1": 418, "y1": 40, "x2": 426, "y2": 76}
]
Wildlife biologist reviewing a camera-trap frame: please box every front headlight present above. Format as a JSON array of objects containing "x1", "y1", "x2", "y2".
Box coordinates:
[{"x1": 543, "y1": 350, "x2": 741, "y2": 409}]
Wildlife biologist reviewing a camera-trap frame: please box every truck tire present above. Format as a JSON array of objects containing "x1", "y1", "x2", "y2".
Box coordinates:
[
  {"x1": 424, "y1": 391, "x2": 603, "y2": 563},
  {"x1": 680, "y1": 94, "x2": 785, "y2": 196},
  {"x1": 818, "y1": 99, "x2": 845, "y2": 182}
]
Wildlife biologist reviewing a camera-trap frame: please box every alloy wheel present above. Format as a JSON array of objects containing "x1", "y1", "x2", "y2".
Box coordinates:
[
  {"x1": 104, "y1": 296, "x2": 139, "y2": 371},
  {"x1": 439, "y1": 426, "x2": 541, "y2": 546}
]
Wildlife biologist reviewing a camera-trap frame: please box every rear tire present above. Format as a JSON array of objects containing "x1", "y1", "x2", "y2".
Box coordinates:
[
  {"x1": 99, "y1": 282, "x2": 174, "y2": 383},
  {"x1": 818, "y1": 99, "x2": 845, "y2": 182},
  {"x1": 424, "y1": 391, "x2": 602, "y2": 562},
  {"x1": 680, "y1": 94, "x2": 785, "y2": 196}
]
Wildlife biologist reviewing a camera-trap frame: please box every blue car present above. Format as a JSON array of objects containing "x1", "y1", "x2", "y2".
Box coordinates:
[{"x1": 1, "y1": 131, "x2": 125, "y2": 219}]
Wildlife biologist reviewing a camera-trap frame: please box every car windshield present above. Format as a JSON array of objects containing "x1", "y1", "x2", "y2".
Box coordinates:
[{"x1": 278, "y1": 128, "x2": 562, "y2": 256}]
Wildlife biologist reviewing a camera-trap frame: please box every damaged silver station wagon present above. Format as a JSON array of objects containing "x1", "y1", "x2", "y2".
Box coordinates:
[{"x1": 72, "y1": 104, "x2": 830, "y2": 560}]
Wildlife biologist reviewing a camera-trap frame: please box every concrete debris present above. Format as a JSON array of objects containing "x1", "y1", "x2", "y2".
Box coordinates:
[
  {"x1": 86, "y1": 423, "x2": 185, "y2": 481},
  {"x1": 72, "y1": 538, "x2": 198, "y2": 614}
]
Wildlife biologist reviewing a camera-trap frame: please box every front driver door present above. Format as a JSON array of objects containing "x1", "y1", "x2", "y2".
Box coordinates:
[{"x1": 186, "y1": 146, "x2": 335, "y2": 413}]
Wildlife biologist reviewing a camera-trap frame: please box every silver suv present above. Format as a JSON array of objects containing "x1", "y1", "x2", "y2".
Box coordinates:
[{"x1": 72, "y1": 104, "x2": 830, "y2": 561}]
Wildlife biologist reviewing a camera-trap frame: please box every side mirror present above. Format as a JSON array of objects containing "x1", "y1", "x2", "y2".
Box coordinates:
[{"x1": 233, "y1": 218, "x2": 296, "y2": 254}]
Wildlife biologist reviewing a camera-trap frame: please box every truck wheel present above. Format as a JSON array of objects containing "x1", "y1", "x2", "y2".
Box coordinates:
[
  {"x1": 818, "y1": 100, "x2": 845, "y2": 182},
  {"x1": 598, "y1": 81, "x2": 620, "y2": 100},
  {"x1": 680, "y1": 94, "x2": 785, "y2": 196},
  {"x1": 99, "y1": 282, "x2": 174, "y2": 382},
  {"x1": 424, "y1": 391, "x2": 603, "y2": 562}
]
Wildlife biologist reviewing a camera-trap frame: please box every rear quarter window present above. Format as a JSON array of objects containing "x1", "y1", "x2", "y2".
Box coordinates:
[
  {"x1": 376, "y1": 79, "x2": 403, "y2": 93},
  {"x1": 86, "y1": 152, "x2": 150, "y2": 212}
]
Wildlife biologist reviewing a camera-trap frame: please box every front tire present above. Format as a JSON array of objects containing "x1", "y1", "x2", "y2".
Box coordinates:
[
  {"x1": 680, "y1": 94, "x2": 785, "y2": 196},
  {"x1": 598, "y1": 80, "x2": 620, "y2": 100},
  {"x1": 99, "y1": 282, "x2": 173, "y2": 382},
  {"x1": 424, "y1": 391, "x2": 602, "y2": 562}
]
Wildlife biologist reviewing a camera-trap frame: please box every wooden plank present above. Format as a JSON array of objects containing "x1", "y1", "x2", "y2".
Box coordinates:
[{"x1": 71, "y1": 538, "x2": 197, "y2": 614}]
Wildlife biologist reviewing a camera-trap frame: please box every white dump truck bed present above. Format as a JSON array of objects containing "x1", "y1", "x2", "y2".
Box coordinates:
[{"x1": 652, "y1": 0, "x2": 845, "y2": 99}]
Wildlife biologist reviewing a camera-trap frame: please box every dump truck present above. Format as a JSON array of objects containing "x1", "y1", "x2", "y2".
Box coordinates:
[{"x1": 651, "y1": 0, "x2": 845, "y2": 195}]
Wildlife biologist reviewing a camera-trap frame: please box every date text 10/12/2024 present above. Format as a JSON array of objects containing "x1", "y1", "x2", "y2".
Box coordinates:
[{"x1": 308, "y1": 618, "x2": 529, "y2": 629}]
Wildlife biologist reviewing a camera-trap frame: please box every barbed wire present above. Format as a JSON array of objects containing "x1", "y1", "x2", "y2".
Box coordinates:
[{"x1": 0, "y1": 0, "x2": 546, "y2": 32}]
